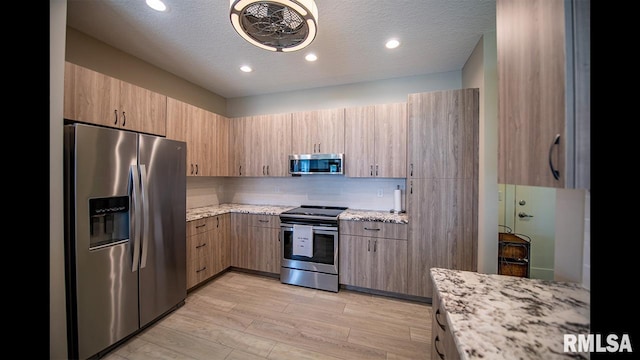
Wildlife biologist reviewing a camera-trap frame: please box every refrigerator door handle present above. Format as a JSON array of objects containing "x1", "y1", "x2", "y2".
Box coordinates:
[
  {"x1": 139, "y1": 164, "x2": 150, "y2": 269},
  {"x1": 130, "y1": 164, "x2": 142, "y2": 272}
]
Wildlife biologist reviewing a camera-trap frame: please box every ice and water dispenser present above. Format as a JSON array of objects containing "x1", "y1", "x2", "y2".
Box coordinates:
[{"x1": 89, "y1": 196, "x2": 130, "y2": 249}]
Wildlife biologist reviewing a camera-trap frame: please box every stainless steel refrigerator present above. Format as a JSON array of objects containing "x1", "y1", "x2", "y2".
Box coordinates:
[{"x1": 64, "y1": 123, "x2": 187, "y2": 359}]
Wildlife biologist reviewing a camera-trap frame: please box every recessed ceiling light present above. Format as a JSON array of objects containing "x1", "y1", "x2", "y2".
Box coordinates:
[
  {"x1": 240, "y1": 65, "x2": 253, "y2": 73},
  {"x1": 146, "y1": 0, "x2": 167, "y2": 12},
  {"x1": 385, "y1": 39, "x2": 400, "y2": 49},
  {"x1": 305, "y1": 53, "x2": 318, "y2": 62}
]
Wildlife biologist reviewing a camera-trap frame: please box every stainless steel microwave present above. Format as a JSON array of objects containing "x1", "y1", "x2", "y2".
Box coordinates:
[{"x1": 289, "y1": 153, "x2": 344, "y2": 175}]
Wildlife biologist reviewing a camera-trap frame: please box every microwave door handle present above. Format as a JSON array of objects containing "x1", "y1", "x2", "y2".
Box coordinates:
[
  {"x1": 139, "y1": 164, "x2": 150, "y2": 269},
  {"x1": 130, "y1": 165, "x2": 141, "y2": 272}
]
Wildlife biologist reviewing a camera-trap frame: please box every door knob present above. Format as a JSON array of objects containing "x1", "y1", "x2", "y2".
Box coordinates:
[{"x1": 518, "y1": 212, "x2": 534, "y2": 218}]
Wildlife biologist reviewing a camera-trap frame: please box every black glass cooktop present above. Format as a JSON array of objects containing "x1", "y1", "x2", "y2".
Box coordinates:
[{"x1": 280, "y1": 205, "x2": 348, "y2": 218}]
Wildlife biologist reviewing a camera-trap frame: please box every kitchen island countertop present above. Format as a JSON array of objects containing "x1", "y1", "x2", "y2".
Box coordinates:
[{"x1": 431, "y1": 268, "x2": 590, "y2": 359}]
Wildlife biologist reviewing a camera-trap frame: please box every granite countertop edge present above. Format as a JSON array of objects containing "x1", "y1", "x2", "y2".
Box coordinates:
[
  {"x1": 430, "y1": 267, "x2": 590, "y2": 360},
  {"x1": 186, "y1": 204, "x2": 409, "y2": 224}
]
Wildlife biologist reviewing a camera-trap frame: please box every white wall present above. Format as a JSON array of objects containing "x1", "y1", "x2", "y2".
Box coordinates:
[
  {"x1": 50, "y1": 0, "x2": 68, "y2": 358},
  {"x1": 582, "y1": 190, "x2": 590, "y2": 290},
  {"x1": 227, "y1": 71, "x2": 461, "y2": 117},
  {"x1": 554, "y1": 188, "x2": 586, "y2": 283},
  {"x1": 187, "y1": 176, "x2": 407, "y2": 212},
  {"x1": 462, "y1": 31, "x2": 498, "y2": 274}
]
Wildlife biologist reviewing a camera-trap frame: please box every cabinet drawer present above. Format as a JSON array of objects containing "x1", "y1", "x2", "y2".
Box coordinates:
[
  {"x1": 248, "y1": 214, "x2": 280, "y2": 228},
  {"x1": 431, "y1": 290, "x2": 460, "y2": 360},
  {"x1": 187, "y1": 232, "x2": 210, "y2": 262},
  {"x1": 187, "y1": 217, "x2": 215, "y2": 237},
  {"x1": 340, "y1": 220, "x2": 407, "y2": 239},
  {"x1": 187, "y1": 256, "x2": 212, "y2": 289}
]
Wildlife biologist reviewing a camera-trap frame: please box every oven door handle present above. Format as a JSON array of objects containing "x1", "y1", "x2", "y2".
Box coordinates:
[{"x1": 281, "y1": 225, "x2": 338, "y2": 232}]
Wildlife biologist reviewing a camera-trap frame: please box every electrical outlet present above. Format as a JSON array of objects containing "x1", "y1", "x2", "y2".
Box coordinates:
[{"x1": 377, "y1": 189, "x2": 383, "y2": 197}]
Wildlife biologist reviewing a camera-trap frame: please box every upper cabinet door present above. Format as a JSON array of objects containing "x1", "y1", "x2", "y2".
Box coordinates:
[
  {"x1": 407, "y1": 89, "x2": 478, "y2": 179},
  {"x1": 344, "y1": 105, "x2": 375, "y2": 177},
  {"x1": 344, "y1": 103, "x2": 407, "y2": 178},
  {"x1": 291, "y1": 108, "x2": 345, "y2": 154},
  {"x1": 64, "y1": 62, "x2": 167, "y2": 136},
  {"x1": 374, "y1": 103, "x2": 407, "y2": 178},
  {"x1": 119, "y1": 81, "x2": 167, "y2": 136},
  {"x1": 64, "y1": 62, "x2": 119, "y2": 128},
  {"x1": 497, "y1": 0, "x2": 589, "y2": 189}
]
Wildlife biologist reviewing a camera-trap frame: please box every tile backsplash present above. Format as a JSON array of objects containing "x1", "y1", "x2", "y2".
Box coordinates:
[{"x1": 187, "y1": 176, "x2": 406, "y2": 211}]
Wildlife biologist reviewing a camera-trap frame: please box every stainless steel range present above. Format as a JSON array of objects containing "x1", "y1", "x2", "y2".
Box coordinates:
[{"x1": 279, "y1": 205, "x2": 347, "y2": 292}]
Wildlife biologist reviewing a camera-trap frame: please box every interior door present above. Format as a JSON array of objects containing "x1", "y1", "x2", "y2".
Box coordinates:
[{"x1": 500, "y1": 184, "x2": 556, "y2": 280}]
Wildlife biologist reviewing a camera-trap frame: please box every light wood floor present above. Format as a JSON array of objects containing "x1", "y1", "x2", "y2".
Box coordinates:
[{"x1": 103, "y1": 270, "x2": 433, "y2": 360}]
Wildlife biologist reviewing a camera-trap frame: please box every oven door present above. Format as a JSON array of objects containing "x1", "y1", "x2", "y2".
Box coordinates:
[{"x1": 281, "y1": 224, "x2": 338, "y2": 274}]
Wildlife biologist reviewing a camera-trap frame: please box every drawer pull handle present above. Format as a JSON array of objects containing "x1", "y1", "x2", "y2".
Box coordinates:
[
  {"x1": 196, "y1": 243, "x2": 207, "y2": 249},
  {"x1": 363, "y1": 227, "x2": 380, "y2": 231},
  {"x1": 195, "y1": 224, "x2": 206, "y2": 228},
  {"x1": 435, "y1": 308, "x2": 446, "y2": 331},
  {"x1": 258, "y1": 219, "x2": 269, "y2": 223},
  {"x1": 196, "y1": 266, "x2": 207, "y2": 273},
  {"x1": 434, "y1": 335, "x2": 445, "y2": 360}
]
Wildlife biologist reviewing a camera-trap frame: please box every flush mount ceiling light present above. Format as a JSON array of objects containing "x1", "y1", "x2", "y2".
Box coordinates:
[{"x1": 230, "y1": 0, "x2": 318, "y2": 52}]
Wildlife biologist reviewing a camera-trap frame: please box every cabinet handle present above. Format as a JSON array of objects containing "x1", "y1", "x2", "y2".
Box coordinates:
[
  {"x1": 363, "y1": 227, "x2": 380, "y2": 231},
  {"x1": 410, "y1": 163, "x2": 413, "y2": 177},
  {"x1": 122, "y1": 111, "x2": 126, "y2": 126},
  {"x1": 114, "y1": 109, "x2": 118, "y2": 125},
  {"x1": 370, "y1": 165, "x2": 373, "y2": 176},
  {"x1": 375, "y1": 165, "x2": 378, "y2": 176},
  {"x1": 367, "y1": 240, "x2": 371, "y2": 252},
  {"x1": 263, "y1": 165, "x2": 266, "y2": 175},
  {"x1": 239, "y1": 165, "x2": 242, "y2": 176},
  {"x1": 548, "y1": 134, "x2": 561, "y2": 180},
  {"x1": 196, "y1": 266, "x2": 207, "y2": 273},
  {"x1": 195, "y1": 164, "x2": 198, "y2": 175},
  {"x1": 435, "y1": 308, "x2": 446, "y2": 331},
  {"x1": 373, "y1": 239, "x2": 377, "y2": 252},
  {"x1": 195, "y1": 243, "x2": 207, "y2": 249},
  {"x1": 318, "y1": 143, "x2": 321, "y2": 152},
  {"x1": 190, "y1": 164, "x2": 194, "y2": 175},
  {"x1": 195, "y1": 224, "x2": 206, "y2": 229},
  {"x1": 410, "y1": 180, "x2": 413, "y2": 195},
  {"x1": 267, "y1": 165, "x2": 270, "y2": 175},
  {"x1": 314, "y1": 144, "x2": 317, "y2": 153},
  {"x1": 258, "y1": 219, "x2": 269, "y2": 223},
  {"x1": 434, "y1": 335, "x2": 445, "y2": 360},
  {"x1": 216, "y1": 217, "x2": 219, "y2": 228}
]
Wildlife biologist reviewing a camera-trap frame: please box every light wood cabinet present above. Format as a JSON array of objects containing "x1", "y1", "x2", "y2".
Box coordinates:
[
  {"x1": 166, "y1": 97, "x2": 229, "y2": 176},
  {"x1": 186, "y1": 214, "x2": 230, "y2": 290},
  {"x1": 497, "y1": 0, "x2": 590, "y2": 189},
  {"x1": 210, "y1": 214, "x2": 231, "y2": 276},
  {"x1": 339, "y1": 220, "x2": 408, "y2": 294},
  {"x1": 345, "y1": 103, "x2": 407, "y2": 178},
  {"x1": 291, "y1": 108, "x2": 345, "y2": 154},
  {"x1": 229, "y1": 114, "x2": 291, "y2": 176},
  {"x1": 231, "y1": 214, "x2": 281, "y2": 273},
  {"x1": 64, "y1": 62, "x2": 166, "y2": 136},
  {"x1": 406, "y1": 89, "x2": 478, "y2": 298},
  {"x1": 431, "y1": 283, "x2": 461, "y2": 360}
]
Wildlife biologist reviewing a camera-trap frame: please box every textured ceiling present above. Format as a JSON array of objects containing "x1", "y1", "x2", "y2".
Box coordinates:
[{"x1": 66, "y1": 0, "x2": 496, "y2": 99}]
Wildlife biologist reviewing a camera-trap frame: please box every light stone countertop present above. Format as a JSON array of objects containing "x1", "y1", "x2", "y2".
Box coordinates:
[
  {"x1": 187, "y1": 204, "x2": 409, "y2": 224},
  {"x1": 339, "y1": 209, "x2": 408, "y2": 224},
  {"x1": 430, "y1": 268, "x2": 590, "y2": 360},
  {"x1": 187, "y1": 204, "x2": 295, "y2": 221}
]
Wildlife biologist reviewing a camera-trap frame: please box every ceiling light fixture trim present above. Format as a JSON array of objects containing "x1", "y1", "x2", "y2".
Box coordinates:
[{"x1": 230, "y1": 0, "x2": 318, "y2": 52}]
